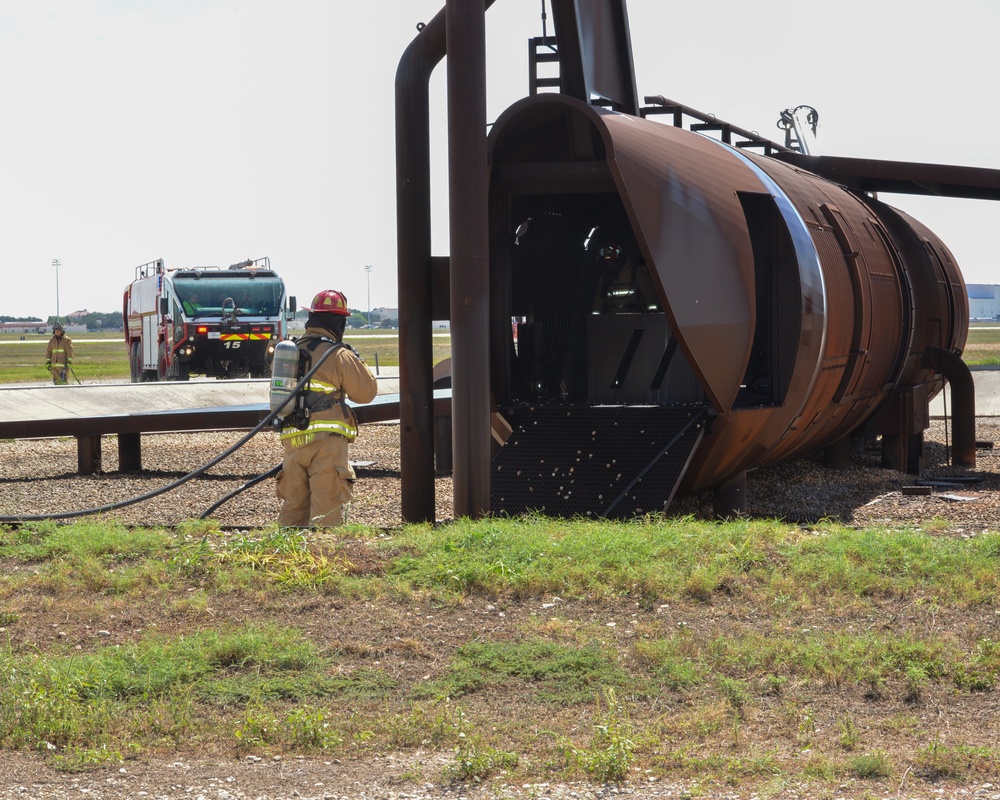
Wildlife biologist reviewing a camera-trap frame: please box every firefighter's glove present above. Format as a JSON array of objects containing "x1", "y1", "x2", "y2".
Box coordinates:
[
  {"x1": 45, "y1": 362, "x2": 51, "y2": 370},
  {"x1": 67, "y1": 360, "x2": 72, "y2": 366}
]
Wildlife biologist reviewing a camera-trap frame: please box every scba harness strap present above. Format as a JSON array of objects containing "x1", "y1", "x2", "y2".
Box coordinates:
[
  {"x1": 300, "y1": 336, "x2": 351, "y2": 413},
  {"x1": 278, "y1": 336, "x2": 360, "y2": 443}
]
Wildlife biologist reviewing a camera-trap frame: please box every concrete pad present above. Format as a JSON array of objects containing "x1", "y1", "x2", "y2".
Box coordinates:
[
  {"x1": 0, "y1": 370, "x2": 399, "y2": 424},
  {"x1": 929, "y1": 368, "x2": 1000, "y2": 417},
  {"x1": 0, "y1": 380, "x2": 270, "y2": 422}
]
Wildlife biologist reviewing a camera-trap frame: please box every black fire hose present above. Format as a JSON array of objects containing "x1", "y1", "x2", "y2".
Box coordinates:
[
  {"x1": 199, "y1": 464, "x2": 283, "y2": 520},
  {"x1": 0, "y1": 344, "x2": 345, "y2": 524}
]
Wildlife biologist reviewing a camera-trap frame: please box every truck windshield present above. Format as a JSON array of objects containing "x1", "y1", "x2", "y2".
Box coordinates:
[{"x1": 173, "y1": 276, "x2": 285, "y2": 317}]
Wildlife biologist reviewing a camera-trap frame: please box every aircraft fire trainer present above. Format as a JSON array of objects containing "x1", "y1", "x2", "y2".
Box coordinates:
[
  {"x1": 487, "y1": 93, "x2": 969, "y2": 518},
  {"x1": 396, "y1": 0, "x2": 999, "y2": 521}
]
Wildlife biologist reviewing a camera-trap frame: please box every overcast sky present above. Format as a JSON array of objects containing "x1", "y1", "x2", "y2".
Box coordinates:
[{"x1": 1, "y1": 0, "x2": 997, "y2": 321}]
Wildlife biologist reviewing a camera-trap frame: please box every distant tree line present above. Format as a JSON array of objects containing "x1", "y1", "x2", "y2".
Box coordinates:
[
  {"x1": 0, "y1": 316, "x2": 43, "y2": 323},
  {"x1": 45, "y1": 312, "x2": 124, "y2": 332},
  {"x1": 293, "y1": 308, "x2": 398, "y2": 329}
]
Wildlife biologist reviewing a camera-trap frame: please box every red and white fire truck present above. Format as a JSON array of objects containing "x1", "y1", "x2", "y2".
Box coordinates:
[{"x1": 123, "y1": 257, "x2": 296, "y2": 381}]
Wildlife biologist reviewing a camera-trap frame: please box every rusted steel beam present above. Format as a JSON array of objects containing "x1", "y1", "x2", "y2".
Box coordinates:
[
  {"x1": 0, "y1": 408, "x2": 267, "y2": 439},
  {"x1": 713, "y1": 470, "x2": 747, "y2": 519},
  {"x1": 396, "y1": 1, "x2": 496, "y2": 523},
  {"x1": 549, "y1": 0, "x2": 638, "y2": 115},
  {"x1": 491, "y1": 162, "x2": 616, "y2": 194},
  {"x1": 925, "y1": 347, "x2": 977, "y2": 467},
  {"x1": 0, "y1": 398, "x2": 416, "y2": 440},
  {"x1": 447, "y1": 0, "x2": 491, "y2": 518},
  {"x1": 773, "y1": 153, "x2": 1000, "y2": 200},
  {"x1": 119, "y1": 432, "x2": 142, "y2": 472},
  {"x1": 0, "y1": 393, "x2": 450, "y2": 475},
  {"x1": 395, "y1": 6, "x2": 447, "y2": 524},
  {"x1": 77, "y1": 435, "x2": 101, "y2": 476},
  {"x1": 642, "y1": 95, "x2": 794, "y2": 154}
]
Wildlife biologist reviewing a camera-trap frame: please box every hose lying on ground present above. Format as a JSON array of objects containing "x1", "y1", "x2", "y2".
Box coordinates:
[
  {"x1": 0, "y1": 344, "x2": 345, "y2": 523},
  {"x1": 198, "y1": 464, "x2": 282, "y2": 520}
]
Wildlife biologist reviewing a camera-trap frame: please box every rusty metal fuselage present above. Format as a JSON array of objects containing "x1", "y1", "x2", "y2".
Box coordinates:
[
  {"x1": 487, "y1": 95, "x2": 967, "y2": 516},
  {"x1": 395, "y1": 1, "x2": 990, "y2": 522}
]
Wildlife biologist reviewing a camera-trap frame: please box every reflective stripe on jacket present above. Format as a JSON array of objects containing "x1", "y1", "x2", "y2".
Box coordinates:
[
  {"x1": 280, "y1": 377, "x2": 358, "y2": 444},
  {"x1": 46, "y1": 336, "x2": 74, "y2": 367},
  {"x1": 280, "y1": 418, "x2": 359, "y2": 446},
  {"x1": 279, "y1": 328, "x2": 377, "y2": 449}
]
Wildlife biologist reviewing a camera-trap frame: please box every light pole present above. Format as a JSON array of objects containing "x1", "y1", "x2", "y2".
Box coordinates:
[
  {"x1": 52, "y1": 259, "x2": 61, "y2": 323},
  {"x1": 365, "y1": 264, "x2": 372, "y2": 327}
]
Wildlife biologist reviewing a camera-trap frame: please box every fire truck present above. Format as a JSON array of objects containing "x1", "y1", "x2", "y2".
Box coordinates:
[{"x1": 123, "y1": 257, "x2": 296, "y2": 381}]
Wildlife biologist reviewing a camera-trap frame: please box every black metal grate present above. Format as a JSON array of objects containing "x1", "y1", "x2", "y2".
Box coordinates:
[{"x1": 492, "y1": 404, "x2": 709, "y2": 519}]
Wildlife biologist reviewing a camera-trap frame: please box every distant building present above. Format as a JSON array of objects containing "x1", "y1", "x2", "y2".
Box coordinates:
[
  {"x1": 370, "y1": 306, "x2": 399, "y2": 324},
  {"x1": 968, "y1": 284, "x2": 1000, "y2": 320},
  {"x1": 0, "y1": 322, "x2": 48, "y2": 334}
]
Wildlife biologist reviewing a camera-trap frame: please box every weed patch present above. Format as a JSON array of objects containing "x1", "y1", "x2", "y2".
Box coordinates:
[
  {"x1": 414, "y1": 639, "x2": 637, "y2": 704},
  {"x1": 1, "y1": 516, "x2": 998, "y2": 793}
]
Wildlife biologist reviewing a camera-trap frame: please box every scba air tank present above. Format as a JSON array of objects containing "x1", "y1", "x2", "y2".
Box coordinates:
[{"x1": 269, "y1": 339, "x2": 302, "y2": 420}]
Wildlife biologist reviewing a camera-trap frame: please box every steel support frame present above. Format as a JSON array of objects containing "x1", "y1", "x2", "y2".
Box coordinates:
[
  {"x1": 396, "y1": 0, "x2": 496, "y2": 522},
  {"x1": 924, "y1": 346, "x2": 977, "y2": 467},
  {"x1": 446, "y1": 0, "x2": 491, "y2": 517},
  {"x1": 0, "y1": 400, "x2": 447, "y2": 476}
]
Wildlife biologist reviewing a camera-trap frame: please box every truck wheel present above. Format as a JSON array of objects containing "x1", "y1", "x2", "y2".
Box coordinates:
[
  {"x1": 157, "y1": 344, "x2": 169, "y2": 381},
  {"x1": 129, "y1": 342, "x2": 141, "y2": 383}
]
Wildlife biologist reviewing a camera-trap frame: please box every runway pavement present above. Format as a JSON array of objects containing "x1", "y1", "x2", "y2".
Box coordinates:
[
  {"x1": 0, "y1": 365, "x2": 993, "y2": 425},
  {"x1": 0, "y1": 369, "x2": 400, "y2": 425},
  {"x1": 930, "y1": 367, "x2": 1000, "y2": 417}
]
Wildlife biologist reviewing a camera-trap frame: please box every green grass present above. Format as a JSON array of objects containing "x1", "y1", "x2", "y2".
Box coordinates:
[
  {"x1": 1, "y1": 519, "x2": 170, "y2": 562},
  {"x1": 1, "y1": 322, "x2": 991, "y2": 383},
  {"x1": 960, "y1": 323, "x2": 1000, "y2": 366},
  {"x1": 0, "y1": 333, "x2": 127, "y2": 383},
  {"x1": 413, "y1": 639, "x2": 637, "y2": 704},
  {"x1": 386, "y1": 515, "x2": 1000, "y2": 608},
  {"x1": 2, "y1": 516, "x2": 999, "y2": 787},
  {"x1": 0, "y1": 329, "x2": 449, "y2": 383},
  {"x1": 635, "y1": 629, "x2": 1000, "y2": 694}
]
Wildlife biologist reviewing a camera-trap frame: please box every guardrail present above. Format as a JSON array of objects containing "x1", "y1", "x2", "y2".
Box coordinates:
[{"x1": 0, "y1": 382, "x2": 450, "y2": 474}]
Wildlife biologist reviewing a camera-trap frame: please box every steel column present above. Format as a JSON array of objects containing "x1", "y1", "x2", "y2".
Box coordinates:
[
  {"x1": 119, "y1": 432, "x2": 142, "y2": 472},
  {"x1": 925, "y1": 346, "x2": 977, "y2": 467},
  {"x1": 395, "y1": 8, "x2": 447, "y2": 523},
  {"x1": 713, "y1": 470, "x2": 747, "y2": 519},
  {"x1": 395, "y1": 1, "x2": 495, "y2": 523},
  {"x1": 77, "y1": 435, "x2": 101, "y2": 476},
  {"x1": 447, "y1": 0, "x2": 491, "y2": 517}
]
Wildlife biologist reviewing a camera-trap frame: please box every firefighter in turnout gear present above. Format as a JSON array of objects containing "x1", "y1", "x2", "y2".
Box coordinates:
[
  {"x1": 45, "y1": 323, "x2": 74, "y2": 385},
  {"x1": 275, "y1": 289, "x2": 378, "y2": 527}
]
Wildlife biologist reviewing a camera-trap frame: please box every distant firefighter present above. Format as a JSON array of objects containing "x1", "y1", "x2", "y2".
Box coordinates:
[{"x1": 45, "y1": 323, "x2": 74, "y2": 385}]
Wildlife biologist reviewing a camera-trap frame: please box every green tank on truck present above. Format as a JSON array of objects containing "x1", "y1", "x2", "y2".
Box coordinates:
[{"x1": 123, "y1": 257, "x2": 297, "y2": 381}]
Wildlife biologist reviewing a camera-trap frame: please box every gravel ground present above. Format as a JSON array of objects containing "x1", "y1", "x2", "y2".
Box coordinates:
[
  {"x1": 2, "y1": 418, "x2": 1000, "y2": 799},
  {"x1": 1, "y1": 418, "x2": 998, "y2": 531},
  {"x1": 675, "y1": 418, "x2": 1000, "y2": 533},
  {"x1": 11, "y1": 758, "x2": 996, "y2": 800},
  {"x1": 0, "y1": 423, "x2": 451, "y2": 530}
]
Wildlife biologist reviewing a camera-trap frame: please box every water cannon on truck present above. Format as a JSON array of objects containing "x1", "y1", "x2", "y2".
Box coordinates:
[{"x1": 123, "y1": 257, "x2": 297, "y2": 381}]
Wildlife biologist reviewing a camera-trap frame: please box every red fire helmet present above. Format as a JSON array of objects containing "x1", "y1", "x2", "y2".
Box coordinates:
[{"x1": 305, "y1": 289, "x2": 350, "y2": 316}]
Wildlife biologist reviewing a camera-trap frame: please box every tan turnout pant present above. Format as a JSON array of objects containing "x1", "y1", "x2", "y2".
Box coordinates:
[{"x1": 276, "y1": 433, "x2": 355, "y2": 528}]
